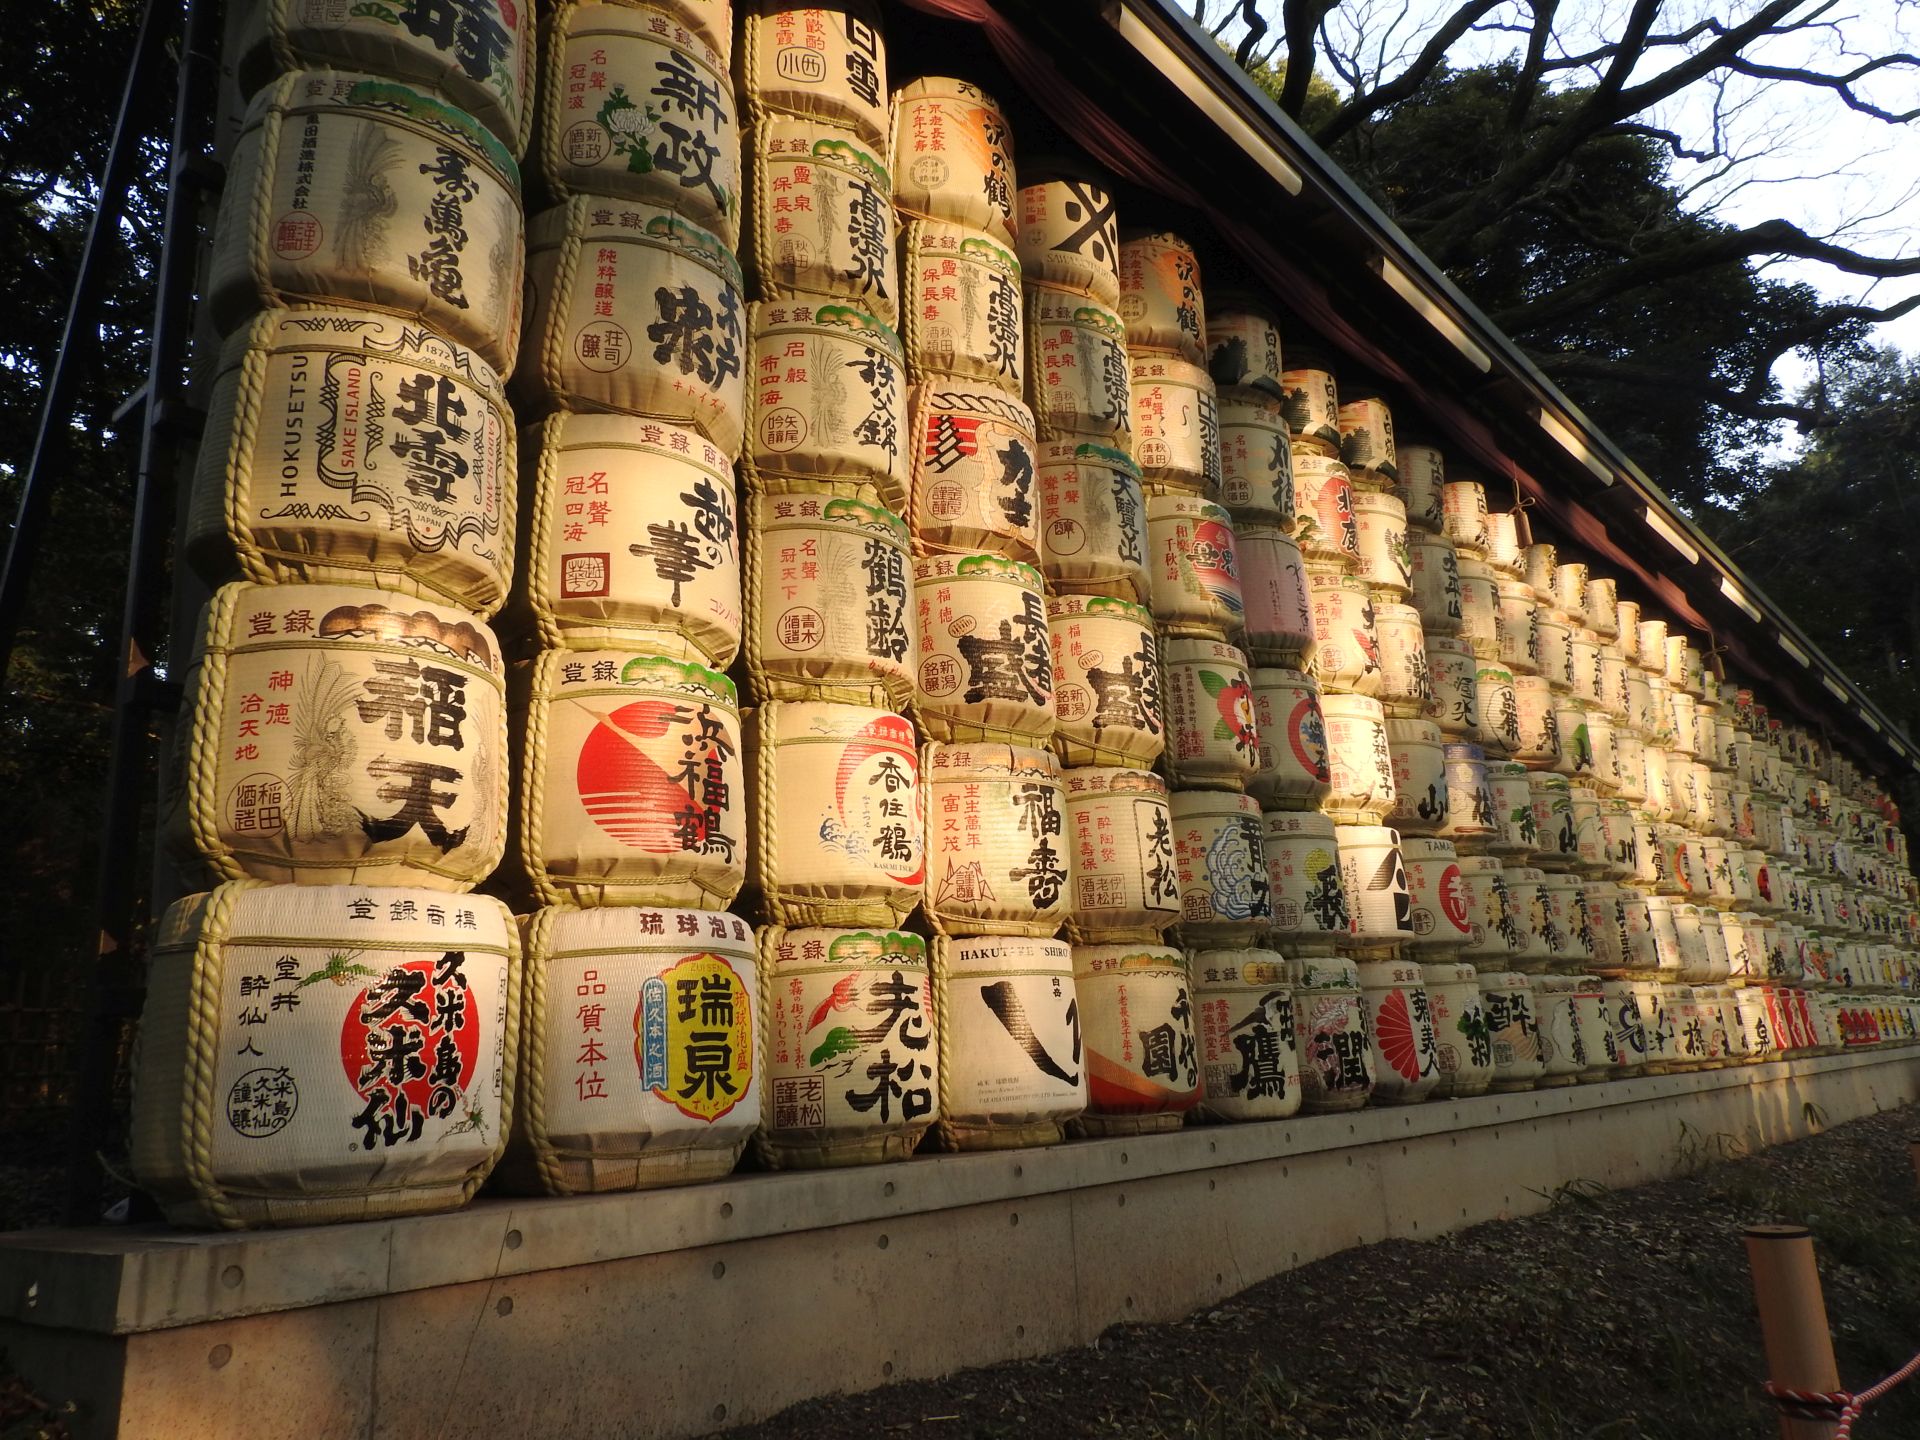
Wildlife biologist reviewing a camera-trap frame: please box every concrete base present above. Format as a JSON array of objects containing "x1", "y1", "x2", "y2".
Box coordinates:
[{"x1": 5, "y1": 1049, "x2": 1917, "y2": 1439}]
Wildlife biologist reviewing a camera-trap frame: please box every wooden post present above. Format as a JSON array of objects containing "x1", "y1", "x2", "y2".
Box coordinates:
[
  {"x1": 1745, "y1": 1224, "x2": 1843, "y2": 1440},
  {"x1": 1910, "y1": 1138, "x2": 1920, "y2": 1192}
]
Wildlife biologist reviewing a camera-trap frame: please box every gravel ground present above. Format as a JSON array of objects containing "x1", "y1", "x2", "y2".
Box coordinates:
[{"x1": 714, "y1": 1104, "x2": 1920, "y2": 1440}]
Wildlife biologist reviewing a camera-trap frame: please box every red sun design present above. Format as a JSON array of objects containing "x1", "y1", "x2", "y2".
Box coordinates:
[
  {"x1": 1373, "y1": 987, "x2": 1423, "y2": 1082},
  {"x1": 339, "y1": 959, "x2": 481, "y2": 1116},
  {"x1": 831, "y1": 712, "x2": 924, "y2": 886},
  {"x1": 576, "y1": 699, "x2": 704, "y2": 850}
]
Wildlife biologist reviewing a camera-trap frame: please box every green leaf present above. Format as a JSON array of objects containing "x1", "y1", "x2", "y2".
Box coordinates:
[{"x1": 1198, "y1": 669, "x2": 1229, "y2": 697}]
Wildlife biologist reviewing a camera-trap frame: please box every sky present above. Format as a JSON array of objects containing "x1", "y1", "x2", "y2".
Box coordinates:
[{"x1": 1207, "y1": 0, "x2": 1920, "y2": 403}]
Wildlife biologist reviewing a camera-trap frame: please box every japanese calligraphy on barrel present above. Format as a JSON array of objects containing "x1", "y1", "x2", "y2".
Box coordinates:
[{"x1": 932, "y1": 934, "x2": 1085, "y2": 1150}]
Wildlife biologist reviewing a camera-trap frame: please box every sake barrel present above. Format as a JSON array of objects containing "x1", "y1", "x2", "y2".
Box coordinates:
[
  {"x1": 1486, "y1": 760, "x2": 1536, "y2": 857},
  {"x1": 1193, "y1": 950, "x2": 1301, "y2": 1122},
  {"x1": 1161, "y1": 636, "x2": 1261, "y2": 791},
  {"x1": 933, "y1": 935, "x2": 1085, "y2": 1150},
  {"x1": 743, "y1": 702, "x2": 922, "y2": 924},
  {"x1": 1385, "y1": 717, "x2": 1448, "y2": 836},
  {"x1": 743, "y1": 117, "x2": 898, "y2": 324},
  {"x1": 1171, "y1": 790, "x2": 1271, "y2": 944},
  {"x1": 209, "y1": 72, "x2": 524, "y2": 372},
  {"x1": 1338, "y1": 394, "x2": 1397, "y2": 486},
  {"x1": 1291, "y1": 954, "x2": 1374, "y2": 1111},
  {"x1": 1238, "y1": 524, "x2": 1316, "y2": 667},
  {"x1": 901, "y1": 219, "x2": 1025, "y2": 393},
  {"x1": 1457, "y1": 854, "x2": 1518, "y2": 966},
  {"x1": 1423, "y1": 958, "x2": 1492, "y2": 1096},
  {"x1": 1130, "y1": 351, "x2": 1223, "y2": 496},
  {"x1": 1047, "y1": 595, "x2": 1164, "y2": 766},
  {"x1": 1572, "y1": 975, "x2": 1620, "y2": 1081},
  {"x1": 1456, "y1": 554, "x2": 1500, "y2": 660},
  {"x1": 1439, "y1": 740, "x2": 1499, "y2": 844},
  {"x1": 1339, "y1": 824, "x2": 1416, "y2": 950},
  {"x1": 1404, "y1": 840, "x2": 1474, "y2": 955},
  {"x1": 1529, "y1": 772, "x2": 1580, "y2": 870},
  {"x1": 890, "y1": 76, "x2": 1016, "y2": 241},
  {"x1": 1062, "y1": 767, "x2": 1182, "y2": 941},
  {"x1": 1025, "y1": 285, "x2": 1131, "y2": 446},
  {"x1": 1374, "y1": 599, "x2": 1431, "y2": 719},
  {"x1": 167, "y1": 583, "x2": 506, "y2": 891},
  {"x1": 743, "y1": 487, "x2": 915, "y2": 708},
  {"x1": 1570, "y1": 627, "x2": 1604, "y2": 709},
  {"x1": 1599, "y1": 797, "x2": 1638, "y2": 880},
  {"x1": 1279, "y1": 355, "x2": 1341, "y2": 454},
  {"x1": 1522, "y1": 542, "x2": 1557, "y2": 595},
  {"x1": 1264, "y1": 810, "x2": 1350, "y2": 949},
  {"x1": 1602, "y1": 978, "x2": 1649, "y2": 1073},
  {"x1": 1550, "y1": 562, "x2": 1587, "y2": 617},
  {"x1": 1424, "y1": 635, "x2": 1478, "y2": 738},
  {"x1": 1484, "y1": 510, "x2": 1524, "y2": 577},
  {"x1": 519, "y1": 198, "x2": 743, "y2": 455},
  {"x1": 1409, "y1": 534, "x2": 1465, "y2": 652},
  {"x1": 522, "y1": 650, "x2": 744, "y2": 907},
  {"x1": 913, "y1": 553, "x2": 1054, "y2": 743},
  {"x1": 1511, "y1": 673, "x2": 1559, "y2": 765},
  {"x1": 756, "y1": 925, "x2": 935, "y2": 1166},
  {"x1": 1250, "y1": 667, "x2": 1330, "y2": 811},
  {"x1": 1015, "y1": 176, "x2": 1120, "y2": 307},
  {"x1": 1481, "y1": 971, "x2": 1543, "y2": 1091},
  {"x1": 739, "y1": 2, "x2": 888, "y2": 151},
  {"x1": 1495, "y1": 579, "x2": 1538, "y2": 675},
  {"x1": 1357, "y1": 956, "x2": 1439, "y2": 1104},
  {"x1": 1148, "y1": 494, "x2": 1243, "y2": 639},
  {"x1": 1321, "y1": 693, "x2": 1395, "y2": 823},
  {"x1": 1072, "y1": 943, "x2": 1201, "y2": 1132},
  {"x1": 524, "y1": 412, "x2": 739, "y2": 662},
  {"x1": 1473, "y1": 659, "x2": 1520, "y2": 758},
  {"x1": 1306, "y1": 564, "x2": 1382, "y2": 697},
  {"x1": 505, "y1": 903, "x2": 756, "y2": 1194},
  {"x1": 1616, "y1": 600, "x2": 1642, "y2": 664},
  {"x1": 187, "y1": 307, "x2": 514, "y2": 614},
  {"x1": 539, "y1": 3, "x2": 740, "y2": 243},
  {"x1": 1218, "y1": 390, "x2": 1293, "y2": 524},
  {"x1": 1585, "y1": 576, "x2": 1619, "y2": 639},
  {"x1": 132, "y1": 882, "x2": 517, "y2": 1228},
  {"x1": 1351, "y1": 491, "x2": 1411, "y2": 595},
  {"x1": 1503, "y1": 865, "x2": 1556, "y2": 969},
  {"x1": 922, "y1": 742, "x2": 1068, "y2": 937},
  {"x1": 1207, "y1": 308, "x2": 1284, "y2": 397},
  {"x1": 909, "y1": 384, "x2": 1040, "y2": 562},
  {"x1": 744, "y1": 295, "x2": 907, "y2": 507},
  {"x1": 1395, "y1": 442, "x2": 1446, "y2": 533},
  {"x1": 1638, "y1": 980, "x2": 1677, "y2": 1070},
  {"x1": 1290, "y1": 452, "x2": 1358, "y2": 566},
  {"x1": 238, "y1": 0, "x2": 534, "y2": 156},
  {"x1": 1550, "y1": 698, "x2": 1595, "y2": 781},
  {"x1": 1440, "y1": 478, "x2": 1491, "y2": 556},
  {"x1": 1116, "y1": 231, "x2": 1205, "y2": 363},
  {"x1": 1534, "y1": 972, "x2": 1587, "y2": 1084},
  {"x1": 1036, "y1": 441, "x2": 1149, "y2": 602}
]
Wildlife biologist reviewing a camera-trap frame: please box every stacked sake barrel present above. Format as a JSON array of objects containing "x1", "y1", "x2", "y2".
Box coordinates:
[{"x1": 136, "y1": 8, "x2": 542, "y2": 1225}]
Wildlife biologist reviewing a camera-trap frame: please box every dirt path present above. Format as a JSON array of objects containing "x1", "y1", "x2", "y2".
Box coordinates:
[{"x1": 714, "y1": 1105, "x2": 1920, "y2": 1440}]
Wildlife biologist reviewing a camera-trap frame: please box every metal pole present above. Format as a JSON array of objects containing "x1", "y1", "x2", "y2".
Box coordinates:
[
  {"x1": 64, "y1": 0, "x2": 220, "y2": 1224},
  {"x1": 1745, "y1": 1224, "x2": 1843, "y2": 1440},
  {"x1": 0, "y1": 0, "x2": 171, "y2": 678}
]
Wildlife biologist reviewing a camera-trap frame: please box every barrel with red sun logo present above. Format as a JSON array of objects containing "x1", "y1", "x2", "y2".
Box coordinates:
[
  {"x1": 521, "y1": 649, "x2": 745, "y2": 909},
  {"x1": 523, "y1": 413, "x2": 742, "y2": 666},
  {"x1": 1070, "y1": 943, "x2": 1201, "y2": 1134},
  {"x1": 756, "y1": 926, "x2": 937, "y2": 1167},
  {"x1": 1401, "y1": 838, "x2": 1473, "y2": 956},
  {"x1": 1147, "y1": 494, "x2": 1243, "y2": 641},
  {"x1": 932, "y1": 935, "x2": 1086, "y2": 1151},
  {"x1": 1355, "y1": 956, "x2": 1440, "y2": 1106},
  {"x1": 744, "y1": 701, "x2": 923, "y2": 926},
  {"x1": 1249, "y1": 667, "x2": 1330, "y2": 811},
  {"x1": 131, "y1": 882, "x2": 518, "y2": 1228},
  {"x1": 164, "y1": 582, "x2": 508, "y2": 893},
  {"x1": 502, "y1": 904, "x2": 757, "y2": 1194}
]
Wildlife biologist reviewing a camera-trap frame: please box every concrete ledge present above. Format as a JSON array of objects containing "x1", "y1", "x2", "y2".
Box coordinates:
[{"x1": 5, "y1": 1048, "x2": 1917, "y2": 1439}]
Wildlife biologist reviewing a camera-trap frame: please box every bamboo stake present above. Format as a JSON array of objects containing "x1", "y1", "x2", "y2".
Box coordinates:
[{"x1": 1745, "y1": 1224, "x2": 1842, "y2": 1440}]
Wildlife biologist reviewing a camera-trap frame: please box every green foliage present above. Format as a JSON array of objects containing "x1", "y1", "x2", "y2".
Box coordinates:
[{"x1": 0, "y1": 0, "x2": 158, "y2": 969}]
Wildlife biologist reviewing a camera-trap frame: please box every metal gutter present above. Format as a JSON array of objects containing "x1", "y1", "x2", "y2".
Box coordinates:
[{"x1": 1097, "y1": 0, "x2": 1920, "y2": 778}]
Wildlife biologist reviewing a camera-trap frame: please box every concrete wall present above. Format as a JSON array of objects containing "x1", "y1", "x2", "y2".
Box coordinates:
[{"x1": 3, "y1": 1049, "x2": 1916, "y2": 1439}]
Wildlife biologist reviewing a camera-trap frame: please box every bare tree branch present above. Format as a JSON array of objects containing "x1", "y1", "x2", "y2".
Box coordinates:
[
  {"x1": 1722, "y1": 52, "x2": 1920, "y2": 122},
  {"x1": 1230, "y1": 0, "x2": 1267, "y2": 59},
  {"x1": 1313, "y1": 0, "x2": 1506, "y2": 145},
  {"x1": 1277, "y1": 0, "x2": 1333, "y2": 117}
]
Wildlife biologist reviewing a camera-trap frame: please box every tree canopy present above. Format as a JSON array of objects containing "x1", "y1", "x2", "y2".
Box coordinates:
[{"x1": 1193, "y1": 0, "x2": 1920, "y2": 512}]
